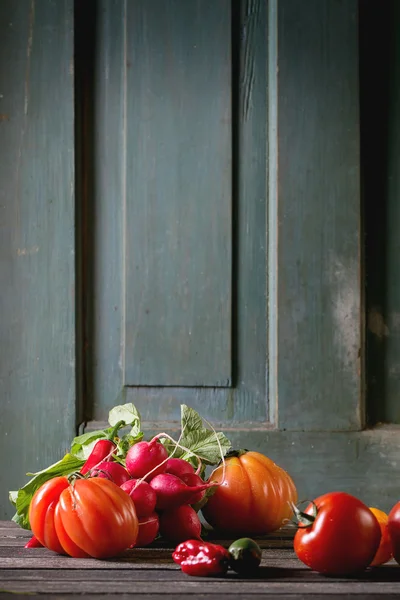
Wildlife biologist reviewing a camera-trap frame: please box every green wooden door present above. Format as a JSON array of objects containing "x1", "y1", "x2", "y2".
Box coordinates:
[
  {"x1": 78, "y1": 0, "x2": 400, "y2": 510},
  {"x1": 2, "y1": 0, "x2": 400, "y2": 520}
]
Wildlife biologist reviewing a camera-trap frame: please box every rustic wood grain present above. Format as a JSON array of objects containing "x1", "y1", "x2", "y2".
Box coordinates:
[
  {"x1": 0, "y1": 0, "x2": 75, "y2": 520},
  {"x1": 273, "y1": 0, "x2": 362, "y2": 431},
  {"x1": 0, "y1": 597, "x2": 396, "y2": 600},
  {"x1": 1, "y1": 577, "x2": 400, "y2": 595},
  {"x1": 1, "y1": 522, "x2": 400, "y2": 597}
]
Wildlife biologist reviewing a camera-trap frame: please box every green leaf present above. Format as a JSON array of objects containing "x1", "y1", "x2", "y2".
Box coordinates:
[
  {"x1": 181, "y1": 405, "x2": 203, "y2": 433},
  {"x1": 179, "y1": 429, "x2": 231, "y2": 465},
  {"x1": 11, "y1": 453, "x2": 84, "y2": 530},
  {"x1": 70, "y1": 429, "x2": 111, "y2": 460},
  {"x1": 11, "y1": 511, "x2": 27, "y2": 529},
  {"x1": 9, "y1": 491, "x2": 18, "y2": 507},
  {"x1": 116, "y1": 431, "x2": 144, "y2": 460},
  {"x1": 108, "y1": 403, "x2": 141, "y2": 428},
  {"x1": 129, "y1": 420, "x2": 142, "y2": 440},
  {"x1": 165, "y1": 405, "x2": 231, "y2": 467}
]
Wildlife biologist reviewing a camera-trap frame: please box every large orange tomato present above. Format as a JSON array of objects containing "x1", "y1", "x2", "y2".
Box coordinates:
[
  {"x1": 29, "y1": 476, "x2": 138, "y2": 558},
  {"x1": 202, "y1": 450, "x2": 297, "y2": 534}
]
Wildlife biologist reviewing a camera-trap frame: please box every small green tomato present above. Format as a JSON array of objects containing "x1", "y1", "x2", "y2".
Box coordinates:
[{"x1": 228, "y1": 537, "x2": 262, "y2": 575}]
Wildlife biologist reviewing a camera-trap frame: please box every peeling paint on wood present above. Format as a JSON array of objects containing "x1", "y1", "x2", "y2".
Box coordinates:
[{"x1": 16, "y1": 246, "x2": 39, "y2": 256}]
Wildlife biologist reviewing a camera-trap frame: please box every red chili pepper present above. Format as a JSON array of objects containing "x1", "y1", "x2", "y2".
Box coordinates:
[
  {"x1": 80, "y1": 420, "x2": 125, "y2": 475},
  {"x1": 25, "y1": 535, "x2": 43, "y2": 549},
  {"x1": 172, "y1": 539, "x2": 230, "y2": 577}
]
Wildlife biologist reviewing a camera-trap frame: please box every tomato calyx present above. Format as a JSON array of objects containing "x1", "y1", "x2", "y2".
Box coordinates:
[
  {"x1": 290, "y1": 500, "x2": 318, "y2": 529},
  {"x1": 67, "y1": 471, "x2": 87, "y2": 485},
  {"x1": 216, "y1": 448, "x2": 248, "y2": 466},
  {"x1": 224, "y1": 448, "x2": 248, "y2": 458}
]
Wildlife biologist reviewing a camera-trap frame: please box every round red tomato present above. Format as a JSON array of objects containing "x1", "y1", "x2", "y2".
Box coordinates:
[
  {"x1": 388, "y1": 501, "x2": 400, "y2": 565},
  {"x1": 29, "y1": 476, "x2": 138, "y2": 558},
  {"x1": 294, "y1": 492, "x2": 381, "y2": 575},
  {"x1": 202, "y1": 450, "x2": 297, "y2": 534}
]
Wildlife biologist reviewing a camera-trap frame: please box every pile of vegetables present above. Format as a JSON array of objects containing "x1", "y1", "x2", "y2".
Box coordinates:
[
  {"x1": 9, "y1": 401, "x2": 400, "y2": 578},
  {"x1": 9, "y1": 403, "x2": 296, "y2": 559}
]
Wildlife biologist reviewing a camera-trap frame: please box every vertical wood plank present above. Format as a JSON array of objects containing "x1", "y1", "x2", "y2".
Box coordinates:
[
  {"x1": 0, "y1": 0, "x2": 75, "y2": 518},
  {"x1": 233, "y1": 0, "x2": 267, "y2": 416},
  {"x1": 82, "y1": 0, "x2": 126, "y2": 415},
  {"x1": 273, "y1": 0, "x2": 362, "y2": 430},
  {"x1": 124, "y1": 0, "x2": 232, "y2": 387}
]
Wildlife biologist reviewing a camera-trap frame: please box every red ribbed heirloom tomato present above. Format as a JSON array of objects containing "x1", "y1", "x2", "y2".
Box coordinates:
[
  {"x1": 29, "y1": 476, "x2": 138, "y2": 558},
  {"x1": 202, "y1": 450, "x2": 297, "y2": 534}
]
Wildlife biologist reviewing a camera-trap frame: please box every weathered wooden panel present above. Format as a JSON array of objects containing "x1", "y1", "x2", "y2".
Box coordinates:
[
  {"x1": 0, "y1": 0, "x2": 75, "y2": 519},
  {"x1": 124, "y1": 0, "x2": 232, "y2": 387},
  {"x1": 273, "y1": 0, "x2": 362, "y2": 430},
  {"x1": 362, "y1": 1, "x2": 400, "y2": 425},
  {"x1": 90, "y1": 0, "x2": 267, "y2": 423}
]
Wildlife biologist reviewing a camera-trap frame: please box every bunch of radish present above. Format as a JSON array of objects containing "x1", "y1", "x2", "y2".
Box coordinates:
[{"x1": 88, "y1": 434, "x2": 220, "y2": 547}]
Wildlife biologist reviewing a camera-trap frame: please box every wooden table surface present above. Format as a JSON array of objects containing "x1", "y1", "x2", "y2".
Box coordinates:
[{"x1": 1, "y1": 521, "x2": 400, "y2": 599}]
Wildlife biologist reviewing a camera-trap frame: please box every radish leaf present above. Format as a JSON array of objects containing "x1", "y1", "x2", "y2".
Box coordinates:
[
  {"x1": 163, "y1": 405, "x2": 231, "y2": 466},
  {"x1": 108, "y1": 403, "x2": 141, "y2": 430},
  {"x1": 10, "y1": 453, "x2": 84, "y2": 530}
]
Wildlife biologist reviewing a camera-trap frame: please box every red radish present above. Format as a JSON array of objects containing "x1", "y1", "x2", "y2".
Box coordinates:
[
  {"x1": 165, "y1": 458, "x2": 195, "y2": 478},
  {"x1": 179, "y1": 473, "x2": 207, "y2": 504},
  {"x1": 159, "y1": 505, "x2": 202, "y2": 543},
  {"x1": 89, "y1": 461, "x2": 131, "y2": 486},
  {"x1": 120, "y1": 479, "x2": 157, "y2": 518},
  {"x1": 131, "y1": 512, "x2": 159, "y2": 547},
  {"x1": 149, "y1": 473, "x2": 215, "y2": 511},
  {"x1": 125, "y1": 439, "x2": 168, "y2": 481}
]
